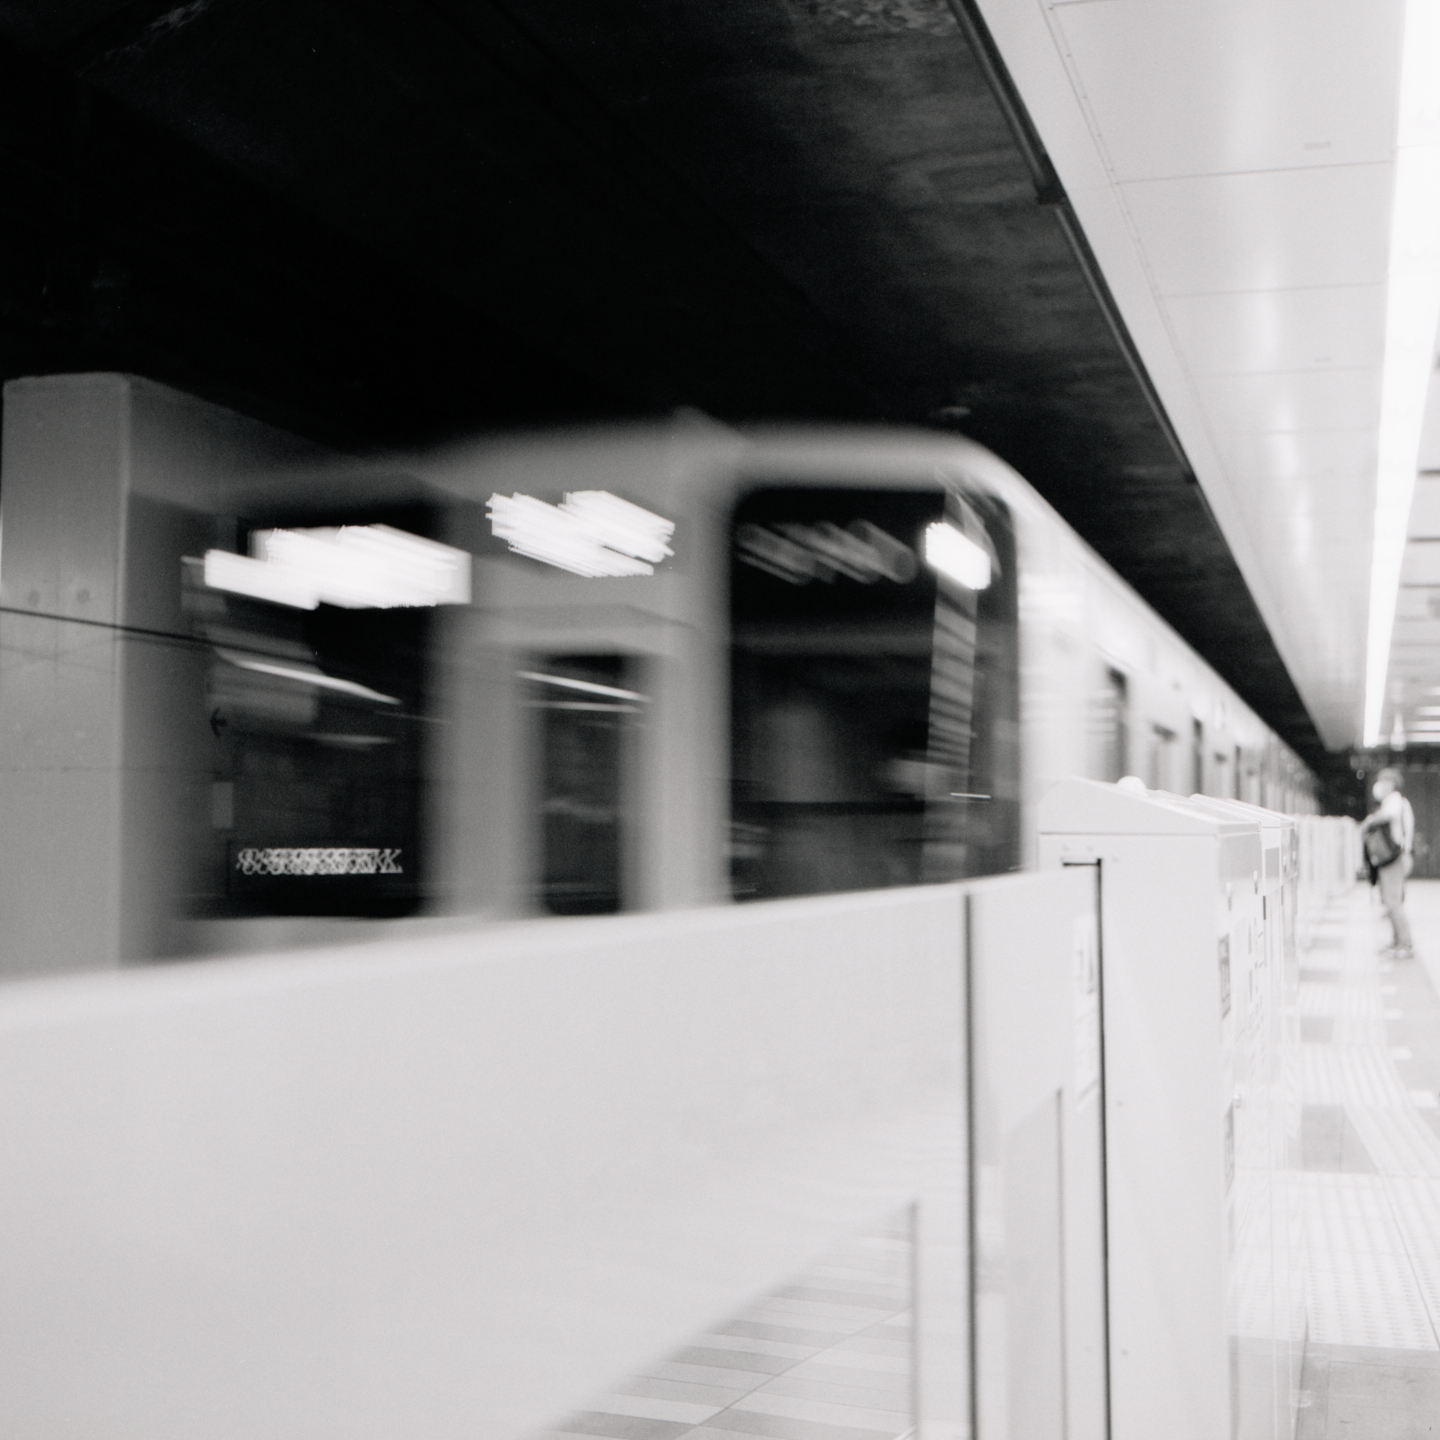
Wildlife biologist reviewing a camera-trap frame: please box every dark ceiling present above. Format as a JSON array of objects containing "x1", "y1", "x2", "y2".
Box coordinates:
[{"x1": 0, "y1": 0, "x2": 1346, "y2": 782}]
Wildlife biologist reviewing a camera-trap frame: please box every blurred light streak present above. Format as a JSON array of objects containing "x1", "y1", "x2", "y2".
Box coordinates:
[
  {"x1": 487, "y1": 491, "x2": 674, "y2": 577},
  {"x1": 215, "y1": 648, "x2": 400, "y2": 704},
  {"x1": 205, "y1": 525, "x2": 471, "y2": 610},
  {"x1": 517, "y1": 670, "x2": 649, "y2": 701},
  {"x1": 203, "y1": 549, "x2": 319, "y2": 609}
]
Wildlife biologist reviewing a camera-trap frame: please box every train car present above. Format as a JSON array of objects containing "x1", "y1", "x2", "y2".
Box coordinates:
[{"x1": 150, "y1": 410, "x2": 1314, "y2": 950}]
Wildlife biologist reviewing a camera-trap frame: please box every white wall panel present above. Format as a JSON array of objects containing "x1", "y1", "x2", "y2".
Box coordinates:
[
  {"x1": 1163, "y1": 286, "x2": 1386, "y2": 377},
  {"x1": 1194, "y1": 369, "x2": 1383, "y2": 438},
  {"x1": 1053, "y1": 0, "x2": 1403, "y2": 181},
  {"x1": 1217, "y1": 429, "x2": 1377, "y2": 483},
  {"x1": 1121, "y1": 164, "x2": 1393, "y2": 296}
]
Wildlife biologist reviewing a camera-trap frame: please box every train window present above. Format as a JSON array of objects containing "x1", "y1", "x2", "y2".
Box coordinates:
[
  {"x1": 1147, "y1": 724, "x2": 1176, "y2": 791},
  {"x1": 1091, "y1": 668, "x2": 1129, "y2": 783},
  {"x1": 729, "y1": 484, "x2": 1019, "y2": 900},
  {"x1": 183, "y1": 522, "x2": 432, "y2": 920},
  {"x1": 1233, "y1": 744, "x2": 1243, "y2": 800},
  {"x1": 1192, "y1": 719, "x2": 1204, "y2": 795},
  {"x1": 528, "y1": 656, "x2": 640, "y2": 916}
]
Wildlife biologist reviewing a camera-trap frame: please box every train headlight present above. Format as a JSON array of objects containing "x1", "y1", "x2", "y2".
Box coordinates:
[{"x1": 923, "y1": 521, "x2": 991, "y2": 590}]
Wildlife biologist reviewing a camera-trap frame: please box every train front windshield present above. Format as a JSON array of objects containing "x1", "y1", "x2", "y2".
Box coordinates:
[{"x1": 729, "y1": 483, "x2": 1020, "y2": 900}]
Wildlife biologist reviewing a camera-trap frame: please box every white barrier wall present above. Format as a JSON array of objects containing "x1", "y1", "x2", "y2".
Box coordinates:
[
  {"x1": 1040, "y1": 779, "x2": 1303, "y2": 1440},
  {"x1": 0, "y1": 872, "x2": 1098, "y2": 1440},
  {"x1": 968, "y1": 870, "x2": 1108, "y2": 1440},
  {"x1": 1186, "y1": 795, "x2": 1305, "y2": 1439}
]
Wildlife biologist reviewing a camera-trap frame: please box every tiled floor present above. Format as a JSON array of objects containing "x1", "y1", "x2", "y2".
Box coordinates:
[
  {"x1": 1296, "y1": 879, "x2": 1440, "y2": 1438},
  {"x1": 534, "y1": 1216, "x2": 915, "y2": 1440}
]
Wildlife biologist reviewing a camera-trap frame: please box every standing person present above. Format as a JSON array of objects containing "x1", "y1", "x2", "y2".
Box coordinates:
[{"x1": 1363, "y1": 767, "x2": 1415, "y2": 958}]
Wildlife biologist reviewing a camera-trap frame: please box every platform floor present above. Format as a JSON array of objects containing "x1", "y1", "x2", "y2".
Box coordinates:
[{"x1": 1296, "y1": 878, "x2": 1440, "y2": 1438}]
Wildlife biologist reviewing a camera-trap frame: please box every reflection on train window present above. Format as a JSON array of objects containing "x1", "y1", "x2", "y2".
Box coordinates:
[
  {"x1": 730, "y1": 485, "x2": 1019, "y2": 900},
  {"x1": 528, "y1": 656, "x2": 641, "y2": 916},
  {"x1": 1091, "y1": 667, "x2": 1129, "y2": 783},
  {"x1": 183, "y1": 544, "x2": 430, "y2": 919}
]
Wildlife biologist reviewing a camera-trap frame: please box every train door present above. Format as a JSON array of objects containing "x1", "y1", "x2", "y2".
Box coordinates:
[
  {"x1": 1213, "y1": 749, "x2": 1230, "y2": 799},
  {"x1": 1090, "y1": 668, "x2": 1129, "y2": 782},
  {"x1": 184, "y1": 511, "x2": 441, "y2": 921},
  {"x1": 728, "y1": 482, "x2": 1019, "y2": 899},
  {"x1": 525, "y1": 656, "x2": 644, "y2": 915}
]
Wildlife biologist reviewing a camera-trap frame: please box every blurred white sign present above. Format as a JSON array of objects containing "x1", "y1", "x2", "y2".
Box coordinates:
[
  {"x1": 203, "y1": 525, "x2": 471, "y2": 610},
  {"x1": 235, "y1": 847, "x2": 404, "y2": 877},
  {"x1": 487, "y1": 490, "x2": 675, "y2": 577}
]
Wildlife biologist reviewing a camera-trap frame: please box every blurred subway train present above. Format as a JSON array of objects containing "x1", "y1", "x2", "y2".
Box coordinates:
[{"x1": 147, "y1": 407, "x2": 1316, "y2": 950}]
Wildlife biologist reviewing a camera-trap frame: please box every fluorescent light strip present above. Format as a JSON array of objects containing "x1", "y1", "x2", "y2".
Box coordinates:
[{"x1": 1364, "y1": 0, "x2": 1440, "y2": 744}]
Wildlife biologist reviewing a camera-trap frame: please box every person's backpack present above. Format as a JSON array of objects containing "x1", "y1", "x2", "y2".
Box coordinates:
[{"x1": 1365, "y1": 821, "x2": 1403, "y2": 869}]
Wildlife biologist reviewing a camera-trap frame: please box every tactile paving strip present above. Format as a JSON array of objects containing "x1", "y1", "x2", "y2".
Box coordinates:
[{"x1": 1297, "y1": 890, "x2": 1440, "y2": 1349}]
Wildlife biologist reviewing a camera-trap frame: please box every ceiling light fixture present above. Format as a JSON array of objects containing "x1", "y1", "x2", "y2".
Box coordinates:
[{"x1": 1363, "y1": 0, "x2": 1440, "y2": 744}]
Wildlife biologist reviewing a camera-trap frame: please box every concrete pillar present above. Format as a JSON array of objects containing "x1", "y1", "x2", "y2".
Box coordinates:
[{"x1": 0, "y1": 374, "x2": 324, "y2": 976}]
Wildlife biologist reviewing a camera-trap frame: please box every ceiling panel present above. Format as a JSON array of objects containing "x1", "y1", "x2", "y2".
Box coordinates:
[
  {"x1": 1053, "y1": 0, "x2": 1403, "y2": 183},
  {"x1": 1121, "y1": 164, "x2": 1393, "y2": 296},
  {"x1": 1193, "y1": 369, "x2": 1382, "y2": 436},
  {"x1": 1162, "y1": 286, "x2": 1385, "y2": 376},
  {"x1": 1218, "y1": 429, "x2": 1376, "y2": 482},
  {"x1": 1250, "y1": 484, "x2": 1373, "y2": 525}
]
